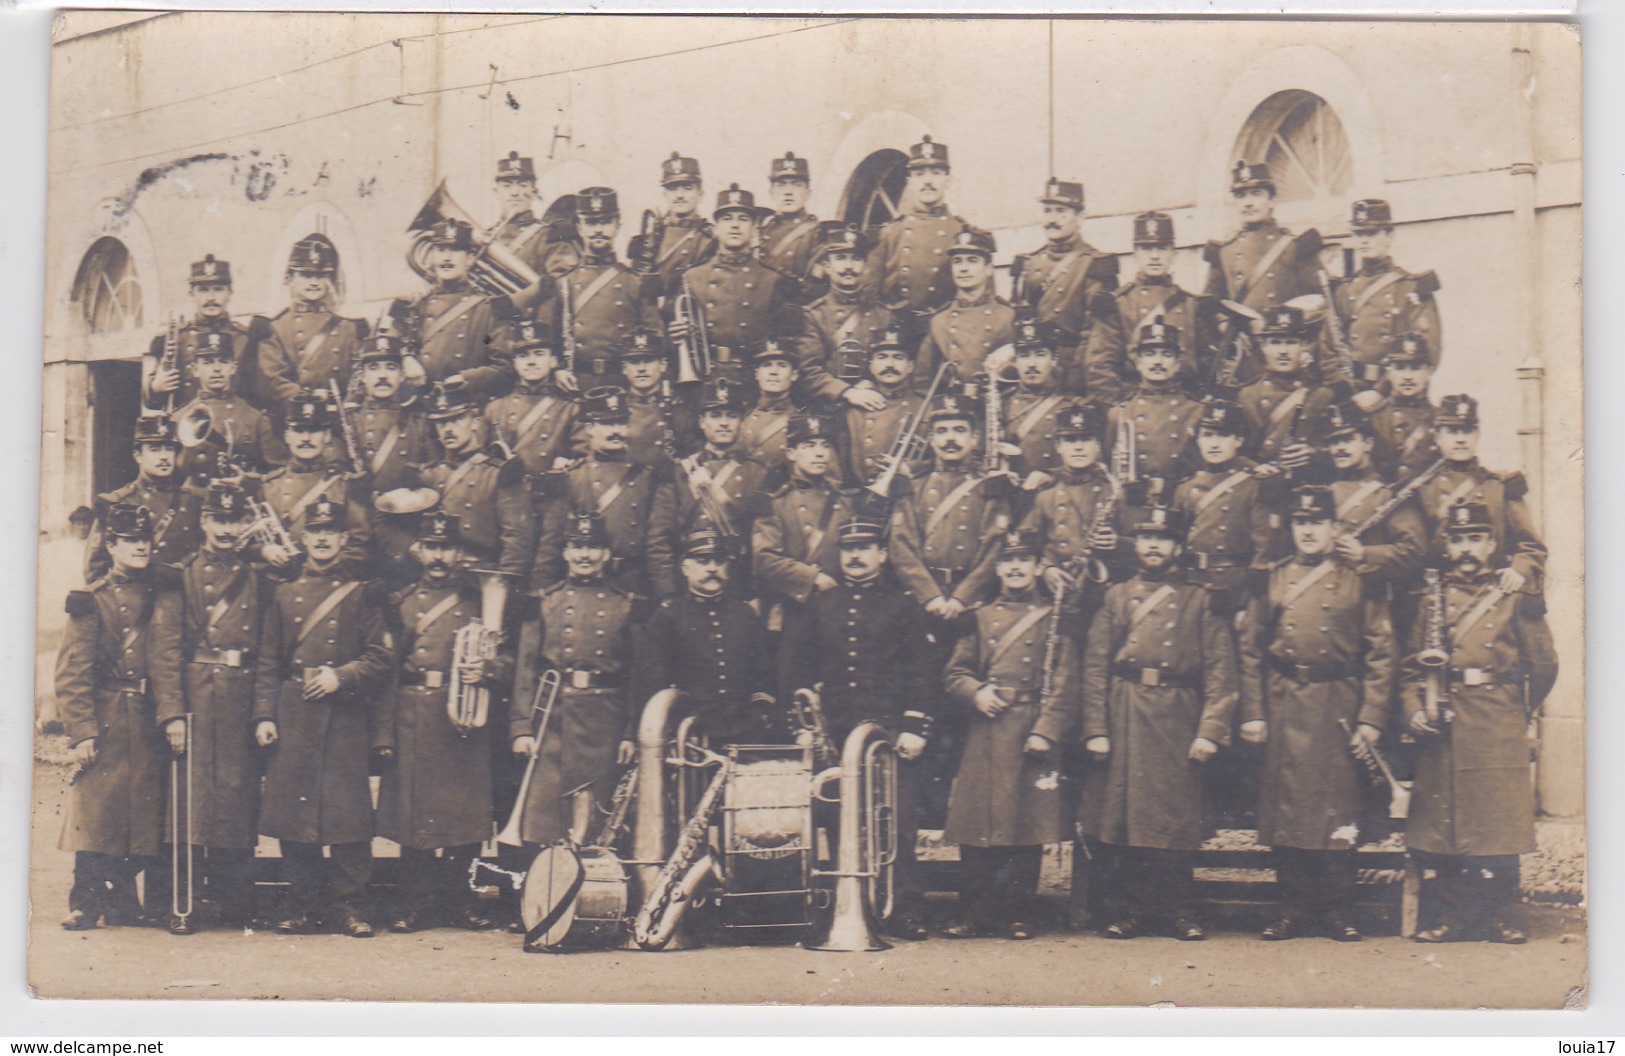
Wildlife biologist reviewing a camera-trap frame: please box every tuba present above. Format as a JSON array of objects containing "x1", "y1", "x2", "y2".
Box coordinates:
[
  {"x1": 407, "y1": 181, "x2": 541, "y2": 297},
  {"x1": 448, "y1": 569, "x2": 514, "y2": 732},
  {"x1": 806, "y1": 722, "x2": 899, "y2": 953}
]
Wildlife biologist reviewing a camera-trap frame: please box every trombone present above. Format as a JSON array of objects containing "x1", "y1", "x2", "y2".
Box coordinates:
[
  {"x1": 496, "y1": 668, "x2": 563, "y2": 847},
  {"x1": 866, "y1": 362, "x2": 957, "y2": 499}
]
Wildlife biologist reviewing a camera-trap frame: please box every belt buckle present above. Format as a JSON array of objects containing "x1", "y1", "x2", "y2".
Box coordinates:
[
  {"x1": 1193, "y1": 553, "x2": 1211, "y2": 571},
  {"x1": 424, "y1": 670, "x2": 445, "y2": 689},
  {"x1": 1140, "y1": 668, "x2": 1161, "y2": 687},
  {"x1": 1295, "y1": 664, "x2": 1314, "y2": 682},
  {"x1": 716, "y1": 346, "x2": 734, "y2": 363},
  {"x1": 224, "y1": 649, "x2": 242, "y2": 668},
  {"x1": 1463, "y1": 668, "x2": 1489, "y2": 686},
  {"x1": 571, "y1": 670, "x2": 592, "y2": 689}
]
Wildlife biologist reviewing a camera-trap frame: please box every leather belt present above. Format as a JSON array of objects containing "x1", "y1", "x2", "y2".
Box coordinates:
[
  {"x1": 189, "y1": 647, "x2": 252, "y2": 668},
  {"x1": 928, "y1": 566, "x2": 965, "y2": 588},
  {"x1": 1188, "y1": 551, "x2": 1247, "y2": 571},
  {"x1": 1450, "y1": 667, "x2": 1514, "y2": 687},
  {"x1": 559, "y1": 669, "x2": 623, "y2": 689},
  {"x1": 102, "y1": 676, "x2": 148, "y2": 696},
  {"x1": 1002, "y1": 690, "x2": 1042, "y2": 705},
  {"x1": 401, "y1": 669, "x2": 448, "y2": 689},
  {"x1": 1267, "y1": 655, "x2": 1365, "y2": 683},
  {"x1": 1109, "y1": 662, "x2": 1198, "y2": 688}
]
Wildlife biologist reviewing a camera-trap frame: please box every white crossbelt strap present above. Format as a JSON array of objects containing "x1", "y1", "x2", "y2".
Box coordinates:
[
  {"x1": 369, "y1": 426, "x2": 400, "y2": 476},
  {"x1": 413, "y1": 591, "x2": 463, "y2": 637},
  {"x1": 421, "y1": 296, "x2": 484, "y2": 345},
  {"x1": 1437, "y1": 476, "x2": 1479, "y2": 519},
  {"x1": 1452, "y1": 584, "x2": 1509, "y2": 642},
  {"x1": 1236, "y1": 233, "x2": 1295, "y2": 303},
  {"x1": 1013, "y1": 394, "x2": 1064, "y2": 441},
  {"x1": 1267, "y1": 387, "x2": 1308, "y2": 429},
  {"x1": 573, "y1": 267, "x2": 623, "y2": 315},
  {"x1": 1128, "y1": 583, "x2": 1177, "y2": 630},
  {"x1": 1279, "y1": 560, "x2": 1338, "y2": 614},
  {"x1": 985, "y1": 605, "x2": 1050, "y2": 672},
  {"x1": 1336, "y1": 480, "x2": 1387, "y2": 525},
  {"x1": 294, "y1": 581, "x2": 361, "y2": 647},
  {"x1": 657, "y1": 226, "x2": 701, "y2": 266},
  {"x1": 1351, "y1": 269, "x2": 1406, "y2": 316},
  {"x1": 288, "y1": 475, "x2": 341, "y2": 522},
  {"x1": 923, "y1": 475, "x2": 984, "y2": 541},
  {"x1": 595, "y1": 465, "x2": 642, "y2": 515},
  {"x1": 770, "y1": 219, "x2": 820, "y2": 259}
]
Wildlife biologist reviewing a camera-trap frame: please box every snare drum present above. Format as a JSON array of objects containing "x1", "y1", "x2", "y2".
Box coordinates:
[{"x1": 521, "y1": 844, "x2": 631, "y2": 951}]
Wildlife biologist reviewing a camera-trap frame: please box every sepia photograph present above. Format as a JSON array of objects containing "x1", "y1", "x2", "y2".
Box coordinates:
[{"x1": 25, "y1": 10, "x2": 1585, "y2": 1010}]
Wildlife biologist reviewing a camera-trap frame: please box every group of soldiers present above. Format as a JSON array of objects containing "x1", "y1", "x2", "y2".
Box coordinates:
[{"x1": 53, "y1": 136, "x2": 1557, "y2": 950}]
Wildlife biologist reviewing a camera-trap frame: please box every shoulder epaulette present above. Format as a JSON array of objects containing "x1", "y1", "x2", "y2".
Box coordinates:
[
  {"x1": 1085, "y1": 254, "x2": 1119, "y2": 286},
  {"x1": 65, "y1": 589, "x2": 96, "y2": 617},
  {"x1": 1412, "y1": 270, "x2": 1441, "y2": 297},
  {"x1": 1500, "y1": 470, "x2": 1528, "y2": 500}
]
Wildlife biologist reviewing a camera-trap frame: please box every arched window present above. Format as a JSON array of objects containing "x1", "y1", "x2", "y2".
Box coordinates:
[
  {"x1": 1233, "y1": 90, "x2": 1353, "y2": 204},
  {"x1": 840, "y1": 149, "x2": 910, "y2": 232},
  {"x1": 71, "y1": 236, "x2": 143, "y2": 334}
]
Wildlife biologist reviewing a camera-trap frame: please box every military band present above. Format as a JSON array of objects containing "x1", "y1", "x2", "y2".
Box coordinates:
[{"x1": 51, "y1": 144, "x2": 1559, "y2": 952}]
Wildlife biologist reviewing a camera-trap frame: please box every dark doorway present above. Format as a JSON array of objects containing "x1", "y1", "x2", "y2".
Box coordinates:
[{"x1": 90, "y1": 360, "x2": 143, "y2": 497}]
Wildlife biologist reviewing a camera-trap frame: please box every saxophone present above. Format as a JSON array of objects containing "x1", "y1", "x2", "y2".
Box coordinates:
[
  {"x1": 1419, "y1": 568, "x2": 1453, "y2": 726},
  {"x1": 633, "y1": 754, "x2": 731, "y2": 950}
]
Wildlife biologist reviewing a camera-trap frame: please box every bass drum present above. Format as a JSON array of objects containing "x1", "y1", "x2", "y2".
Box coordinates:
[{"x1": 520, "y1": 844, "x2": 631, "y2": 951}]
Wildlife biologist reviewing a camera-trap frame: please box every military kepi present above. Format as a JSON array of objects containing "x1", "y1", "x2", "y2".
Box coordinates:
[
  {"x1": 1133, "y1": 211, "x2": 1176, "y2": 246},
  {"x1": 287, "y1": 234, "x2": 339, "y2": 274},
  {"x1": 836, "y1": 518, "x2": 887, "y2": 547},
  {"x1": 1230, "y1": 161, "x2": 1275, "y2": 193},
  {"x1": 423, "y1": 379, "x2": 477, "y2": 421},
  {"x1": 420, "y1": 511, "x2": 462, "y2": 545},
  {"x1": 714, "y1": 184, "x2": 756, "y2": 218},
  {"x1": 1198, "y1": 399, "x2": 1248, "y2": 438},
  {"x1": 682, "y1": 527, "x2": 733, "y2": 559},
  {"x1": 190, "y1": 254, "x2": 232, "y2": 286},
  {"x1": 1040, "y1": 178, "x2": 1085, "y2": 210},
  {"x1": 787, "y1": 413, "x2": 833, "y2": 447},
  {"x1": 1132, "y1": 503, "x2": 1187, "y2": 540},
  {"x1": 564, "y1": 509, "x2": 610, "y2": 546},
  {"x1": 907, "y1": 134, "x2": 950, "y2": 170},
  {"x1": 203, "y1": 481, "x2": 250, "y2": 520},
  {"x1": 1350, "y1": 198, "x2": 1394, "y2": 231},
  {"x1": 580, "y1": 385, "x2": 631, "y2": 423},
  {"x1": 1445, "y1": 501, "x2": 1493, "y2": 534},
  {"x1": 1054, "y1": 403, "x2": 1105, "y2": 439},
  {"x1": 998, "y1": 530, "x2": 1041, "y2": 558},
  {"x1": 1434, "y1": 393, "x2": 1480, "y2": 428},
  {"x1": 1289, "y1": 485, "x2": 1337, "y2": 522},
  {"x1": 133, "y1": 415, "x2": 181, "y2": 447},
  {"x1": 770, "y1": 152, "x2": 810, "y2": 182},
  {"x1": 576, "y1": 187, "x2": 619, "y2": 220},
  {"x1": 661, "y1": 152, "x2": 702, "y2": 187},
  {"x1": 496, "y1": 151, "x2": 536, "y2": 182},
  {"x1": 105, "y1": 502, "x2": 156, "y2": 539},
  {"x1": 305, "y1": 496, "x2": 348, "y2": 531}
]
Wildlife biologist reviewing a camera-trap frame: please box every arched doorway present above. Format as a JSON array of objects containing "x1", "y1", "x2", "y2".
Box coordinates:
[
  {"x1": 839, "y1": 149, "x2": 910, "y2": 232},
  {"x1": 1231, "y1": 90, "x2": 1355, "y2": 205},
  {"x1": 71, "y1": 236, "x2": 144, "y2": 334}
]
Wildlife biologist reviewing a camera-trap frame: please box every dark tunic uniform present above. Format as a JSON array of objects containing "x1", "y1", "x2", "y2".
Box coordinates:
[
  {"x1": 1003, "y1": 387, "x2": 1083, "y2": 482},
  {"x1": 758, "y1": 210, "x2": 821, "y2": 282},
  {"x1": 1417, "y1": 461, "x2": 1546, "y2": 589},
  {"x1": 1203, "y1": 220, "x2": 1323, "y2": 313},
  {"x1": 673, "y1": 448, "x2": 769, "y2": 539},
  {"x1": 632, "y1": 588, "x2": 777, "y2": 744},
  {"x1": 1108, "y1": 385, "x2": 1204, "y2": 483},
  {"x1": 354, "y1": 396, "x2": 434, "y2": 495},
  {"x1": 491, "y1": 209, "x2": 563, "y2": 278},
  {"x1": 917, "y1": 289, "x2": 1015, "y2": 389},
  {"x1": 262, "y1": 306, "x2": 369, "y2": 414},
  {"x1": 56, "y1": 570, "x2": 178, "y2": 916},
  {"x1": 1011, "y1": 236, "x2": 1119, "y2": 394},
  {"x1": 1330, "y1": 469, "x2": 1426, "y2": 584},
  {"x1": 889, "y1": 469, "x2": 1010, "y2": 609},
  {"x1": 751, "y1": 474, "x2": 862, "y2": 605},
  {"x1": 674, "y1": 250, "x2": 803, "y2": 381},
  {"x1": 398, "y1": 282, "x2": 515, "y2": 399},
  {"x1": 651, "y1": 214, "x2": 718, "y2": 295},
  {"x1": 1021, "y1": 463, "x2": 1126, "y2": 590},
  {"x1": 868, "y1": 206, "x2": 969, "y2": 317},
  {"x1": 86, "y1": 478, "x2": 206, "y2": 584},
  {"x1": 145, "y1": 316, "x2": 281, "y2": 413},
  {"x1": 509, "y1": 578, "x2": 635, "y2": 845},
  {"x1": 411, "y1": 449, "x2": 533, "y2": 580},
  {"x1": 553, "y1": 253, "x2": 661, "y2": 383},
  {"x1": 1173, "y1": 459, "x2": 1277, "y2": 609},
  {"x1": 795, "y1": 291, "x2": 895, "y2": 406},
  {"x1": 482, "y1": 380, "x2": 582, "y2": 479},
  {"x1": 1328, "y1": 258, "x2": 1442, "y2": 383},
  {"x1": 1086, "y1": 279, "x2": 1228, "y2": 404},
  {"x1": 738, "y1": 393, "x2": 796, "y2": 468},
  {"x1": 534, "y1": 455, "x2": 677, "y2": 598},
  {"x1": 1372, "y1": 394, "x2": 1441, "y2": 481},
  {"x1": 174, "y1": 393, "x2": 288, "y2": 480},
  {"x1": 259, "y1": 461, "x2": 374, "y2": 572},
  {"x1": 841, "y1": 384, "x2": 925, "y2": 487},
  {"x1": 1236, "y1": 375, "x2": 1338, "y2": 469},
  {"x1": 626, "y1": 389, "x2": 696, "y2": 469}
]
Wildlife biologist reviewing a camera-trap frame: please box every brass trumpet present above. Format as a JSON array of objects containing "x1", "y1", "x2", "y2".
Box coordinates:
[
  {"x1": 237, "y1": 499, "x2": 300, "y2": 558},
  {"x1": 672, "y1": 278, "x2": 712, "y2": 385}
]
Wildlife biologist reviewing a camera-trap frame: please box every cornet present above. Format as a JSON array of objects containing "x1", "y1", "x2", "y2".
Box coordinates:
[{"x1": 672, "y1": 278, "x2": 712, "y2": 385}]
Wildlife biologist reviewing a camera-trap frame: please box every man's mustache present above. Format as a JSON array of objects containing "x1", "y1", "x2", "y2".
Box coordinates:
[{"x1": 938, "y1": 442, "x2": 963, "y2": 453}]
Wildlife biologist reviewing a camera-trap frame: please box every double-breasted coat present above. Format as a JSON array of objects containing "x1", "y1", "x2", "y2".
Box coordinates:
[
  {"x1": 888, "y1": 467, "x2": 1011, "y2": 607},
  {"x1": 1203, "y1": 221, "x2": 1323, "y2": 313},
  {"x1": 551, "y1": 253, "x2": 662, "y2": 381},
  {"x1": 86, "y1": 477, "x2": 206, "y2": 584},
  {"x1": 262, "y1": 306, "x2": 370, "y2": 414},
  {"x1": 750, "y1": 474, "x2": 863, "y2": 605},
  {"x1": 866, "y1": 206, "x2": 970, "y2": 317},
  {"x1": 794, "y1": 292, "x2": 896, "y2": 406},
  {"x1": 1107, "y1": 385, "x2": 1204, "y2": 483},
  {"x1": 399, "y1": 282, "x2": 515, "y2": 399},
  {"x1": 534, "y1": 455, "x2": 677, "y2": 597},
  {"x1": 482, "y1": 380, "x2": 583, "y2": 479},
  {"x1": 917, "y1": 290, "x2": 1015, "y2": 390},
  {"x1": 1011, "y1": 237, "x2": 1119, "y2": 393},
  {"x1": 632, "y1": 588, "x2": 777, "y2": 744},
  {"x1": 1327, "y1": 259, "x2": 1442, "y2": 382}
]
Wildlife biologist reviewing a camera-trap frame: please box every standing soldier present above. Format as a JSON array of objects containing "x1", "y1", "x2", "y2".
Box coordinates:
[
  {"x1": 509, "y1": 511, "x2": 637, "y2": 853},
  {"x1": 1086, "y1": 211, "x2": 1233, "y2": 405},
  {"x1": 1316, "y1": 402, "x2": 1426, "y2": 588},
  {"x1": 1405, "y1": 502, "x2": 1558, "y2": 945},
  {"x1": 916, "y1": 229, "x2": 1013, "y2": 387},
  {"x1": 143, "y1": 253, "x2": 283, "y2": 414},
  {"x1": 173, "y1": 333, "x2": 288, "y2": 482},
  {"x1": 673, "y1": 377, "x2": 769, "y2": 540},
  {"x1": 667, "y1": 183, "x2": 803, "y2": 385},
  {"x1": 1371, "y1": 333, "x2": 1442, "y2": 481},
  {"x1": 491, "y1": 151, "x2": 570, "y2": 279},
  {"x1": 252, "y1": 498, "x2": 393, "y2": 937},
  {"x1": 1010, "y1": 179, "x2": 1120, "y2": 395},
  {"x1": 1000, "y1": 318, "x2": 1083, "y2": 493},
  {"x1": 257, "y1": 390, "x2": 373, "y2": 574},
  {"x1": 632, "y1": 528, "x2": 779, "y2": 745},
  {"x1": 56, "y1": 503, "x2": 177, "y2": 931},
  {"x1": 392, "y1": 218, "x2": 515, "y2": 400},
  {"x1": 779, "y1": 517, "x2": 936, "y2": 940},
  {"x1": 534, "y1": 386, "x2": 677, "y2": 600},
  {"x1": 841, "y1": 327, "x2": 927, "y2": 488},
  {"x1": 941, "y1": 530, "x2": 1078, "y2": 941},
  {"x1": 867, "y1": 135, "x2": 970, "y2": 323},
  {"x1": 555, "y1": 187, "x2": 663, "y2": 389},
  {"x1": 84, "y1": 416, "x2": 206, "y2": 583},
  {"x1": 482, "y1": 320, "x2": 582, "y2": 480},
  {"x1": 1203, "y1": 161, "x2": 1324, "y2": 313},
  {"x1": 350, "y1": 332, "x2": 434, "y2": 495},
  {"x1": 146, "y1": 481, "x2": 269, "y2": 934},
  {"x1": 261, "y1": 235, "x2": 370, "y2": 415},
  {"x1": 1324, "y1": 199, "x2": 1442, "y2": 407},
  {"x1": 738, "y1": 339, "x2": 803, "y2": 469},
  {"x1": 795, "y1": 222, "x2": 894, "y2": 414},
  {"x1": 640, "y1": 152, "x2": 718, "y2": 295},
  {"x1": 1239, "y1": 485, "x2": 1394, "y2": 942},
  {"x1": 1079, "y1": 504, "x2": 1239, "y2": 941},
  {"x1": 377, "y1": 512, "x2": 506, "y2": 933},
  {"x1": 1173, "y1": 399, "x2": 1275, "y2": 618},
  {"x1": 752, "y1": 414, "x2": 862, "y2": 609},
  {"x1": 1022, "y1": 404, "x2": 1125, "y2": 610},
  {"x1": 758, "y1": 152, "x2": 822, "y2": 283},
  {"x1": 1108, "y1": 322, "x2": 1205, "y2": 485},
  {"x1": 619, "y1": 328, "x2": 696, "y2": 468},
  {"x1": 1236, "y1": 306, "x2": 1339, "y2": 475}
]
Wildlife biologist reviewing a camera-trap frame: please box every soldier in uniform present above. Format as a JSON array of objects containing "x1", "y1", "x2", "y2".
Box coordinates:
[
  {"x1": 85, "y1": 416, "x2": 206, "y2": 583},
  {"x1": 642, "y1": 152, "x2": 718, "y2": 295},
  {"x1": 619, "y1": 328, "x2": 696, "y2": 467},
  {"x1": 1107, "y1": 322, "x2": 1205, "y2": 485},
  {"x1": 56, "y1": 503, "x2": 177, "y2": 931},
  {"x1": 534, "y1": 386, "x2": 677, "y2": 599},
  {"x1": 1172, "y1": 399, "x2": 1275, "y2": 618},
  {"x1": 794, "y1": 222, "x2": 893, "y2": 414},
  {"x1": 173, "y1": 332, "x2": 289, "y2": 482},
  {"x1": 887, "y1": 390, "x2": 1012, "y2": 821},
  {"x1": 509, "y1": 511, "x2": 637, "y2": 852},
  {"x1": 392, "y1": 218, "x2": 515, "y2": 400},
  {"x1": 867, "y1": 135, "x2": 970, "y2": 321},
  {"x1": 482, "y1": 319, "x2": 583, "y2": 480},
  {"x1": 738, "y1": 338, "x2": 804, "y2": 470},
  {"x1": 1371, "y1": 333, "x2": 1442, "y2": 481},
  {"x1": 350, "y1": 332, "x2": 434, "y2": 494},
  {"x1": 1022, "y1": 404, "x2": 1125, "y2": 611},
  {"x1": 491, "y1": 150, "x2": 571, "y2": 279},
  {"x1": 1405, "y1": 502, "x2": 1558, "y2": 945},
  {"x1": 1316, "y1": 402, "x2": 1426, "y2": 588},
  {"x1": 752, "y1": 414, "x2": 863, "y2": 608},
  {"x1": 1203, "y1": 161, "x2": 1324, "y2": 313},
  {"x1": 673, "y1": 376, "x2": 769, "y2": 541},
  {"x1": 841, "y1": 326, "x2": 927, "y2": 488},
  {"x1": 779, "y1": 517, "x2": 935, "y2": 939},
  {"x1": 1086, "y1": 211, "x2": 1234, "y2": 405},
  {"x1": 144, "y1": 253, "x2": 283, "y2": 413},
  {"x1": 941, "y1": 530, "x2": 1078, "y2": 940},
  {"x1": 376, "y1": 512, "x2": 506, "y2": 933},
  {"x1": 1079, "y1": 504, "x2": 1240, "y2": 941},
  {"x1": 252, "y1": 498, "x2": 393, "y2": 937},
  {"x1": 262, "y1": 235, "x2": 370, "y2": 415},
  {"x1": 667, "y1": 183, "x2": 803, "y2": 385},
  {"x1": 1000, "y1": 317, "x2": 1084, "y2": 492},
  {"x1": 147, "y1": 482, "x2": 270, "y2": 934},
  {"x1": 632, "y1": 527, "x2": 779, "y2": 745},
  {"x1": 758, "y1": 152, "x2": 822, "y2": 283},
  {"x1": 1010, "y1": 178, "x2": 1120, "y2": 396},
  {"x1": 257, "y1": 391, "x2": 373, "y2": 574},
  {"x1": 1324, "y1": 199, "x2": 1442, "y2": 406},
  {"x1": 1239, "y1": 485, "x2": 1394, "y2": 942},
  {"x1": 916, "y1": 228, "x2": 1013, "y2": 388},
  {"x1": 1236, "y1": 306, "x2": 1339, "y2": 476},
  {"x1": 554, "y1": 187, "x2": 662, "y2": 388}
]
